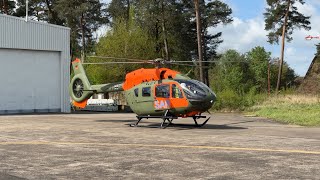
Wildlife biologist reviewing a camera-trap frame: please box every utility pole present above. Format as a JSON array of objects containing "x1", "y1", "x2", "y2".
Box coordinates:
[
  {"x1": 268, "y1": 60, "x2": 271, "y2": 96},
  {"x1": 276, "y1": 0, "x2": 291, "y2": 94},
  {"x1": 80, "y1": 13, "x2": 85, "y2": 63},
  {"x1": 25, "y1": 0, "x2": 29, "y2": 22},
  {"x1": 161, "y1": 0, "x2": 170, "y2": 62},
  {"x1": 194, "y1": 0, "x2": 204, "y2": 82}
]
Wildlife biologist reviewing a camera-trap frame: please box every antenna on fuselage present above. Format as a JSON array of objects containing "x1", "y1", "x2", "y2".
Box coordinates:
[{"x1": 154, "y1": 58, "x2": 164, "y2": 68}]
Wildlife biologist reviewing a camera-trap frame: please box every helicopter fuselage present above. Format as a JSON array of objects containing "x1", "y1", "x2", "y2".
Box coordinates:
[
  {"x1": 125, "y1": 78, "x2": 216, "y2": 116},
  {"x1": 121, "y1": 67, "x2": 216, "y2": 116}
]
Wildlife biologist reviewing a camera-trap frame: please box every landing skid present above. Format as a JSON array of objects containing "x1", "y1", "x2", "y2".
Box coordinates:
[
  {"x1": 192, "y1": 115, "x2": 211, "y2": 127},
  {"x1": 130, "y1": 110, "x2": 177, "y2": 129},
  {"x1": 130, "y1": 110, "x2": 211, "y2": 129}
]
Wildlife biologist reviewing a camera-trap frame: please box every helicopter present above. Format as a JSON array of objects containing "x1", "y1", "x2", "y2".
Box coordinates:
[{"x1": 70, "y1": 57, "x2": 216, "y2": 128}]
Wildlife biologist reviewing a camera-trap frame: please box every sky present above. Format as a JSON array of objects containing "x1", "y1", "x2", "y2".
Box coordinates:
[
  {"x1": 212, "y1": 0, "x2": 320, "y2": 76},
  {"x1": 101, "y1": 0, "x2": 320, "y2": 76}
]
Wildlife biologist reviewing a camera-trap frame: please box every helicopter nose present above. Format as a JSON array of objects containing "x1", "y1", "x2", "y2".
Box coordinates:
[
  {"x1": 189, "y1": 93, "x2": 216, "y2": 110},
  {"x1": 205, "y1": 92, "x2": 216, "y2": 109},
  {"x1": 210, "y1": 92, "x2": 216, "y2": 103},
  {"x1": 208, "y1": 94, "x2": 216, "y2": 106}
]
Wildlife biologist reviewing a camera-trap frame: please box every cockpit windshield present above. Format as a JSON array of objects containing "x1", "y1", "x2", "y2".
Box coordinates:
[
  {"x1": 194, "y1": 80, "x2": 216, "y2": 96},
  {"x1": 176, "y1": 79, "x2": 208, "y2": 99}
]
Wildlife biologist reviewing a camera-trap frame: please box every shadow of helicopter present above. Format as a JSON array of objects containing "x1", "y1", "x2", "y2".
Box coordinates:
[
  {"x1": 95, "y1": 119, "x2": 136, "y2": 123},
  {"x1": 94, "y1": 119, "x2": 247, "y2": 130},
  {"x1": 136, "y1": 123, "x2": 247, "y2": 130}
]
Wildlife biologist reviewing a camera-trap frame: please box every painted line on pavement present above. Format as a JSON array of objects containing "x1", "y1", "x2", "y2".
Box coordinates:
[{"x1": 1, "y1": 141, "x2": 320, "y2": 155}]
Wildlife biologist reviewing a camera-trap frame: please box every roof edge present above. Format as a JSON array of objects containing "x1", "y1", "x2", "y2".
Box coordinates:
[{"x1": 0, "y1": 14, "x2": 70, "y2": 30}]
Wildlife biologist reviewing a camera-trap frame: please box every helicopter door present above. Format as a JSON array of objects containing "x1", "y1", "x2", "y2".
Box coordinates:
[
  {"x1": 169, "y1": 83, "x2": 188, "y2": 109},
  {"x1": 154, "y1": 83, "x2": 188, "y2": 111},
  {"x1": 154, "y1": 84, "x2": 171, "y2": 110}
]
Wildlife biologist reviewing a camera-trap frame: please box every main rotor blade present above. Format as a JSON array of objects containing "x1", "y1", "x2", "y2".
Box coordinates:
[
  {"x1": 170, "y1": 60, "x2": 248, "y2": 63},
  {"x1": 170, "y1": 62, "x2": 210, "y2": 68},
  {"x1": 87, "y1": 56, "x2": 152, "y2": 62},
  {"x1": 82, "y1": 62, "x2": 151, "y2": 65}
]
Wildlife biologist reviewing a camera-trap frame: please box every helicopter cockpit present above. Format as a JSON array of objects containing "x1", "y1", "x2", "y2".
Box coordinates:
[{"x1": 176, "y1": 79, "x2": 216, "y2": 101}]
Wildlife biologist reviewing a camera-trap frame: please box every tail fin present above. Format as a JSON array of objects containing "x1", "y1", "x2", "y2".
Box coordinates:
[{"x1": 69, "y1": 58, "x2": 94, "y2": 108}]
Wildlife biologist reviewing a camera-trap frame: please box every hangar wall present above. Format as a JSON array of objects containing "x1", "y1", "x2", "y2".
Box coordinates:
[{"x1": 0, "y1": 14, "x2": 71, "y2": 113}]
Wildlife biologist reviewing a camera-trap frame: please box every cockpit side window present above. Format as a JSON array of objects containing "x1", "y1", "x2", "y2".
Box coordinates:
[
  {"x1": 156, "y1": 84, "x2": 170, "y2": 98},
  {"x1": 134, "y1": 88, "x2": 139, "y2": 97},
  {"x1": 142, "y1": 87, "x2": 151, "y2": 97},
  {"x1": 172, "y1": 84, "x2": 183, "y2": 98}
]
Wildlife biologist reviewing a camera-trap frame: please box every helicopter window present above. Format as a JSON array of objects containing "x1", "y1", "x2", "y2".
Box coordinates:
[
  {"x1": 172, "y1": 84, "x2": 183, "y2": 98},
  {"x1": 177, "y1": 79, "x2": 207, "y2": 99},
  {"x1": 156, "y1": 84, "x2": 170, "y2": 98},
  {"x1": 134, "y1": 88, "x2": 139, "y2": 97},
  {"x1": 142, "y1": 87, "x2": 151, "y2": 97}
]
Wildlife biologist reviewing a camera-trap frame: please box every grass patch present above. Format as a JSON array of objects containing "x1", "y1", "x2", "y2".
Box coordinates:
[{"x1": 248, "y1": 95, "x2": 320, "y2": 126}]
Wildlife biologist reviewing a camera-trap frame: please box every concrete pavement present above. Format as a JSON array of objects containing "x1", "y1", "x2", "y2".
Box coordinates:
[{"x1": 0, "y1": 113, "x2": 319, "y2": 179}]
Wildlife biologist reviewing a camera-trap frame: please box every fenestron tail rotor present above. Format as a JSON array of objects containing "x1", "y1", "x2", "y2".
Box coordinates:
[
  {"x1": 69, "y1": 58, "x2": 94, "y2": 103},
  {"x1": 73, "y1": 78, "x2": 84, "y2": 98}
]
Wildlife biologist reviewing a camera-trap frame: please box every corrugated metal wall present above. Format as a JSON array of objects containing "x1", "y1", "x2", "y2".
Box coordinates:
[{"x1": 0, "y1": 14, "x2": 71, "y2": 113}]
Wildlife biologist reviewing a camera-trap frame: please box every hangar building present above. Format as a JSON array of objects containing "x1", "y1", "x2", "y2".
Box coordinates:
[{"x1": 0, "y1": 14, "x2": 71, "y2": 114}]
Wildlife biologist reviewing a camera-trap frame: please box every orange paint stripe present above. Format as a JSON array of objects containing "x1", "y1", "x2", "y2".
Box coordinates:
[{"x1": 73, "y1": 100, "x2": 88, "y2": 108}]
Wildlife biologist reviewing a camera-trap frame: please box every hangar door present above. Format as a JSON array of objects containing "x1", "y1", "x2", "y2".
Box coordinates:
[{"x1": 0, "y1": 49, "x2": 61, "y2": 113}]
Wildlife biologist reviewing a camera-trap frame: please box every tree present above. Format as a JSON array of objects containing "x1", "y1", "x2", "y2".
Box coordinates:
[
  {"x1": 107, "y1": 0, "x2": 130, "y2": 24},
  {"x1": 201, "y1": 0, "x2": 233, "y2": 85},
  {"x1": 268, "y1": 58, "x2": 296, "y2": 91},
  {"x1": 91, "y1": 14, "x2": 158, "y2": 84},
  {"x1": 14, "y1": 0, "x2": 106, "y2": 59},
  {"x1": 15, "y1": 0, "x2": 64, "y2": 24},
  {"x1": 106, "y1": 0, "x2": 232, "y2": 82},
  {"x1": 264, "y1": 0, "x2": 311, "y2": 93},
  {"x1": 54, "y1": 0, "x2": 107, "y2": 59},
  {"x1": 194, "y1": 0, "x2": 204, "y2": 83},
  {"x1": 185, "y1": 0, "x2": 233, "y2": 84},
  {"x1": 0, "y1": 0, "x2": 15, "y2": 15},
  {"x1": 210, "y1": 50, "x2": 250, "y2": 93},
  {"x1": 246, "y1": 46, "x2": 271, "y2": 92}
]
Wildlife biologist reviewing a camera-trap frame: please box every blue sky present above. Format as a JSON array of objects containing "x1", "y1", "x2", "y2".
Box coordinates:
[{"x1": 101, "y1": 0, "x2": 320, "y2": 76}]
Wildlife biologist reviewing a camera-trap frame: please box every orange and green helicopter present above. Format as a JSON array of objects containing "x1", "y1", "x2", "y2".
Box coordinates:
[{"x1": 70, "y1": 57, "x2": 216, "y2": 128}]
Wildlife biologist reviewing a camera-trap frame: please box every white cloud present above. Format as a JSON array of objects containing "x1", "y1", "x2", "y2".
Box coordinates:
[
  {"x1": 210, "y1": 17, "x2": 267, "y2": 53},
  {"x1": 295, "y1": 1, "x2": 317, "y2": 16}
]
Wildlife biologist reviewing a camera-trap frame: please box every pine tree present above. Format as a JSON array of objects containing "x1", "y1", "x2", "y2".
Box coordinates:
[
  {"x1": 54, "y1": 0, "x2": 108, "y2": 58},
  {"x1": 264, "y1": 0, "x2": 311, "y2": 93},
  {"x1": 201, "y1": 0, "x2": 232, "y2": 85},
  {"x1": 0, "y1": 0, "x2": 15, "y2": 15},
  {"x1": 14, "y1": 0, "x2": 64, "y2": 24}
]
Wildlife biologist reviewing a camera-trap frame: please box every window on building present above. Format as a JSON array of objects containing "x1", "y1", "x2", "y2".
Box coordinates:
[
  {"x1": 155, "y1": 84, "x2": 170, "y2": 98},
  {"x1": 172, "y1": 84, "x2": 183, "y2": 98},
  {"x1": 142, "y1": 87, "x2": 151, "y2": 97},
  {"x1": 134, "y1": 88, "x2": 139, "y2": 97}
]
